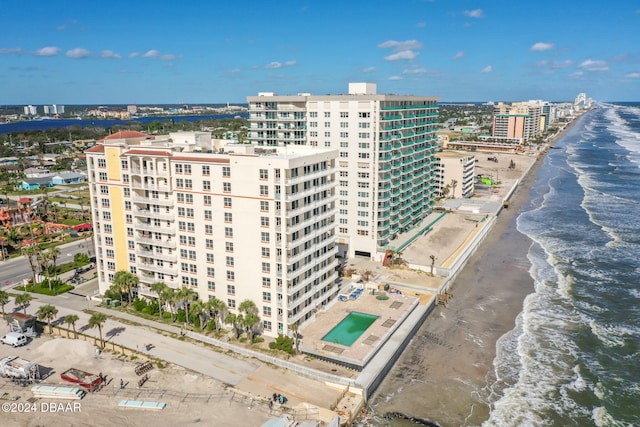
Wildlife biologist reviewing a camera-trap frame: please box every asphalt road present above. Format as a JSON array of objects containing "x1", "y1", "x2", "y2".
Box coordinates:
[{"x1": 0, "y1": 239, "x2": 94, "y2": 289}]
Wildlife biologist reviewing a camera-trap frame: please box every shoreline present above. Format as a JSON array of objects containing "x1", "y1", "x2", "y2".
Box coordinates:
[{"x1": 364, "y1": 115, "x2": 584, "y2": 426}]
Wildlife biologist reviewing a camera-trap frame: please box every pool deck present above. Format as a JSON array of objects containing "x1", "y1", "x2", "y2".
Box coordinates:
[{"x1": 299, "y1": 284, "x2": 424, "y2": 370}]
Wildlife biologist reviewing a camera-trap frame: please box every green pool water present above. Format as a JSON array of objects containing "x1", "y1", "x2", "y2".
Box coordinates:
[{"x1": 321, "y1": 311, "x2": 378, "y2": 346}]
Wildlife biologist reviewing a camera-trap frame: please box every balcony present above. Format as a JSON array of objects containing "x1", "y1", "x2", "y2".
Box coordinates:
[
  {"x1": 135, "y1": 249, "x2": 177, "y2": 263},
  {"x1": 134, "y1": 209, "x2": 174, "y2": 221},
  {"x1": 132, "y1": 195, "x2": 174, "y2": 206}
]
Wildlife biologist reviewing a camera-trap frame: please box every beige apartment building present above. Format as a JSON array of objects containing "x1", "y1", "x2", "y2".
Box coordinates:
[
  {"x1": 434, "y1": 152, "x2": 476, "y2": 199},
  {"x1": 86, "y1": 131, "x2": 339, "y2": 337},
  {"x1": 247, "y1": 82, "x2": 440, "y2": 260},
  {"x1": 492, "y1": 101, "x2": 543, "y2": 143}
]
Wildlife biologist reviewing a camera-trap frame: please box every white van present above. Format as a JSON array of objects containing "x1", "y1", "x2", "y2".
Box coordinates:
[{"x1": 1, "y1": 332, "x2": 28, "y2": 347}]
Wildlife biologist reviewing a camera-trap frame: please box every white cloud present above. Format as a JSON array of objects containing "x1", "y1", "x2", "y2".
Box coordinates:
[
  {"x1": 56, "y1": 19, "x2": 78, "y2": 31},
  {"x1": 378, "y1": 40, "x2": 423, "y2": 51},
  {"x1": 569, "y1": 71, "x2": 585, "y2": 80},
  {"x1": 533, "y1": 60, "x2": 573, "y2": 69},
  {"x1": 34, "y1": 46, "x2": 60, "y2": 56},
  {"x1": 128, "y1": 52, "x2": 140, "y2": 58},
  {"x1": 142, "y1": 50, "x2": 160, "y2": 59},
  {"x1": 362, "y1": 66, "x2": 376, "y2": 73},
  {"x1": 384, "y1": 50, "x2": 419, "y2": 61},
  {"x1": 579, "y1": 59, "x2": 609, "y2": 71},
  {"x1": 530, "y1": 42, "x2": 555, "y2": 52},
  {"x1": 388, "y1": 76, "x2": 403, "y2": 80},
  {"x1": 66, "y1": 48, "x2": 91, "y2": 59},
  {"x1": 403, "y1": 68, "x2": 426, "y2": 75},
  {"x1": 481, "y1": 65, "x2": 493, "y2": 73},
  {"x1": 625, "y1": 72, "x2": 640, "y2": 78},
  {"x1": 464, "y1": 9, "x2": 484, "y2": 18},
  {"x1": 264, "y1": 60, "x2": 296, "y2": 69},
  {"x1": 0, "y1": 48, "x2": 22, "y2": 55},
  {"x1": 452, "y1": 51, "x2": 465, "y2": 60},
  {"x1": 161, "y1": 54, "x2": 176, "y2": 61},
  {"x1": 101, "y1": 50, "x2": 121, "y2": 59}
]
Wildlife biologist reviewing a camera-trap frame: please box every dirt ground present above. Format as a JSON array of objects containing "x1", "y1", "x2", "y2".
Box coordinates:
[{"x1": 0, "y1": 332, "x2": 276, "y2": 427}]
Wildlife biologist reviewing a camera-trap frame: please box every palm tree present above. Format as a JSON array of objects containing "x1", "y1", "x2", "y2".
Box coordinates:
[
  {"x1": 207, "y1": 297, "x2": 226, "y2": 332},
  {"x1": 161, "y1": 288, "x2": 177, "y2": 322},
  {"x1": 0, "y1": 290, "x2": 9, "y2": 315},
  {"x1": 38, "y1": 249, "x2": 53, "y2": 290},
  {"x1": 22, "y1": 244, "x2": 41, "y2": 286},
  {"x1": 243, "y1": 312, "x2": 261, "y2": 344},
  {"x1": 289, "y1": 323, "x2": 300, "y2": 353},
  {"x1": 450, "y1": 179, "x2": 459, "y2": 199},
  {"x1": 88, "y1": 313, "x2": 107, "y2": 349},
  {"x1": 48, "y1": 246, "x2": 61, "y2": 281},
  {"x1": 224, "y1": 312, "x2": 243, "y2": 339},
  {"x1": 14, "y1": 293, "x2": 32, "y2": 315},
  {"x1": 37, "y1": 304, "x2": 58, "y2": 334},
  {"x1": 65, "y1": 314, "x2": 79, "y2": 339},
  {"x1": 189, "y1": 300, "x2": 207, "y2": 329},
  {"x1": 150, "y1": 282, "x2": 168, "y2": 318},
  {"x1": 177, "y1": 286, "x2": 197, "y2": 326},
  {"x1": 238, "y1": 299, "x2": 260, "y2": 343},
  {"x1": 113, "y1": 270, "x2": 139, "y2": 303}
]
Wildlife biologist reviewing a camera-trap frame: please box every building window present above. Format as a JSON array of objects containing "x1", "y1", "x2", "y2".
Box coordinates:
[
  {"x1": 261, "y1": 262, "x2": 270, "y2": 273},
  {"x1": 259, "y1": 169, "x2": 268, "y2": 179},
  {"x1": 121, "y1": 160, "x2": 128, "y2": 169},
  {"x1": 205, "y1": 224, "x2": 213, "y2": 234},
  {"x1": 204, "y1": 195, "x2": 212, "y2": 205},
  {"x1": 202, "y1": 165, "x2": 210, "y2": 176},
  {"x1": 223, "y1": 182, "x2": 231, "y2": 193},
  {"x1": 224, "y1": 197, "x2": 232, "y2": 208},
  {"x1": 222, "y1": 166, "x2": 230, "y2": 177},
  {"x1": 260, "y1": 185, "x2": 268, "y2": 196},
  {"x1": 207, "y1": 267, "x2": 215, "y2": 277},
  {"x1": 224, "y1": 227, "x2": 233, "y2": 238},
  {"x1": 206, "y1": 253, "x2": 214, "y2": 263},
  {"x1": 206, "y1": 239, "x2": 214, "y2": 249},
  {"x1": 262, "y1": 292, "x2": 271, "y2": 302},
  {"x1": 226, "y1": 256, "x2": 234, "y2": 267},
  {"x1": 261, "y1": 247, "x2": 270, "y2": 258},
  {"x1": 226, "y1": 270, "x2": 235, "y2": 281},
  {"x1": 228, "y1": 299, "x2": 236, "y2": 309},
  {"x1": 175, "y1": 164, "x2": 183, "y2": 173},
  {"x1": 261, "y1": 232, "x2": 270, "y2": 242},
  {"x1": 98, "y1": 159, "x2": 106, "y2": 168},
  {"x1": 207, "y1": 281, "x2": 215, "y2": 291},
  {"x1": 225, "y1": 242, "x2": 234, "y2": 252},
  {"x1": 224, "y1": 212, "x2": 232, "y2": 223},
  {"x1": 203, "y1": 180, "x2": 211, "y2": 191},
  {"x1": 262, "y1": 277, "x2": 271, "y2": 287},
  {"x1": 204, "y1": 210, "x2": 212, "y2": 220},
  {"x1": 263, "y1": 320, "x2": 272, "y2": 330},
  {"x1": 260, "y1": 201, "x2": 269, "y2": 212},
  {"x1": 227, "y1": 284, "x2": 235, "y2": 295},
  {"x1": 260, "y1": 217, "x2": 269, "y2": 227},
  {"x1": 263, "y1": 306, "x2": 271, "y2": 317}
]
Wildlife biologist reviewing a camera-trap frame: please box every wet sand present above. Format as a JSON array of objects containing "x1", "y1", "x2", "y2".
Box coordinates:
[{"x1": 365, "y1": 121, "x2": 580, "y2": 426}]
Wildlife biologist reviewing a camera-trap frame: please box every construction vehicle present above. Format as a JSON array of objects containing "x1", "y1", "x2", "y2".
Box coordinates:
[
  {"x1": 5, "y1": 312, "x2": 38, "y2": 337},
  {"x1": 0, "y1": 356, "x2": 41, "y2": 384}
]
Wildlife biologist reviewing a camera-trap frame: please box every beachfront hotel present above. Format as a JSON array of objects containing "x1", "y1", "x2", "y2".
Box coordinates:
[
  {"x1": 491, "y1": 101, "x2": 544, "y2": 143},
  {"x1": 247, "y1": 83, "x2": 440, "y2": 260},
  {"x1": 86, "y1": 131, "x2": 339, "y2": 337},
  {"x1": 434, "y1": 151, "x2": 476, "y2": 199}
]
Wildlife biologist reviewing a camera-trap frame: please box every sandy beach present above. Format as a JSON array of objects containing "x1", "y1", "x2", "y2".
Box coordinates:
[{"x1": 365, "y1": 121, "x2": 580, "y2": 426}]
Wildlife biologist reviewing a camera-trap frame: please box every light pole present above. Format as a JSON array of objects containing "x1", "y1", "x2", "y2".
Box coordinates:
[{"x1": 429, "y1": 255, "x2": 436, "y2": 276}]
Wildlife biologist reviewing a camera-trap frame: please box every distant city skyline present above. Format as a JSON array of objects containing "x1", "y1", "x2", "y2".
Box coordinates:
[{"x1": 1, "y1": 1, "x2": 639, "y2": 104}]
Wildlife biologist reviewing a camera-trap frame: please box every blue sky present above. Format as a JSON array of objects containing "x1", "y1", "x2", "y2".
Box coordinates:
[{"x1": 1, "y1": 0, "x2": 639, "y2": 104}]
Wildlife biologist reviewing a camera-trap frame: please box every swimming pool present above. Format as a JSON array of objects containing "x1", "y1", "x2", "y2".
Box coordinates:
[{"x1": 321, "y1": 312, "x2": 378, "y2": 346}]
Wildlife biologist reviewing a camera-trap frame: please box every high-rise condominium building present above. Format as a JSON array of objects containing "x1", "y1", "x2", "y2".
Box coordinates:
[
  {"x1": 492, "y1": 101, "x2": 543, "y2": 143},
  {"x1": 86, "y1": 131, "x2": 339, "y2": 337},
  {"x1": 247, "y1": 83, "x2": 440, "y2": 260}
]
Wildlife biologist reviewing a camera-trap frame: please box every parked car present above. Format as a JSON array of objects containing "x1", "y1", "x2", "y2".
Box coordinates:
[{"x1": 1, "y1": 332, "x2": 28, "y2": 347}]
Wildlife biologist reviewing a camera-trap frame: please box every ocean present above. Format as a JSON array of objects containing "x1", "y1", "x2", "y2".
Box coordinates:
[{"x1": 480, "y1": 103, "x2": 640, "y2": 426}]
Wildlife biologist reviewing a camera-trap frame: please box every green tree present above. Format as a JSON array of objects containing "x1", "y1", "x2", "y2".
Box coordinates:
[
  {"x1": 238, "y1": 299, "x2": 260, "y2": 343},
  {"x1": 224, "y1": 312, "x2": 243, "y2": 339},
  {"x1": 48, "y1": 246, "x2": 61, "y2": 281},
  {"x1": 289, "y1": 323, "x2": 300, "y2": 353},
  {"x1": 15, "y1": 293, "x2": 33, "y2": 315},
  {"x1": 65, "y1": 314, "x2": 79, "y2": 339},
  {"x1": 176, "y1": 286, "x2": 197, "y2": 326},
  {"x1": 37, "y1": 304, "x2": 58, "y2": 334},
  {"x1": 150, "y1": 282, "x2": 168, "y2": 318},
  {"x1": 206, "y1": 297, "x2": 226, "y2": 332},
  {"x1": 0, "y1": 290, "x2": 9, "y2": 314},
  {"x1": 161, "y1": 288, "x2": 177, "y2": 322},
  {"x1": 113, "y1": 270, "x2": 139, "y2": 303},
  {"x1": 22, "y1": 244, "x2": 41, "y2": 285},
  {"x1": 88, "y1": 312, "x2": 107, "y2": 349}
]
